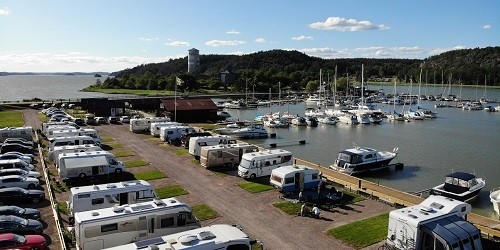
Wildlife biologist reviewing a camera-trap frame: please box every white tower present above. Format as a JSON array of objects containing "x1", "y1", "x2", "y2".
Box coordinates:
[{"x1": 188, "y1": 48, "x2": 200, "y2": 73}]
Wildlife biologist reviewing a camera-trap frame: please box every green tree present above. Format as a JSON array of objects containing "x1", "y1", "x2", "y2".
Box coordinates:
[{"x1": 305, "y1": 80, "x2": 319, "y2": 93}]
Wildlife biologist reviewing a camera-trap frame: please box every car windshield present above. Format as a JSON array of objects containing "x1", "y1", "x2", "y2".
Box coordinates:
[
  {"x1": 15, "y1": 207, "x2": 26, "y2": 214},
  {"x1": 239, "y1": 158, "x2": 253, "y2": 169},
  {"x1": 13, "y1": 216, "x2": 28, "y2": 225},
  {"x1": 13, "y1": 234, "x2": 27, "y2": 243}
]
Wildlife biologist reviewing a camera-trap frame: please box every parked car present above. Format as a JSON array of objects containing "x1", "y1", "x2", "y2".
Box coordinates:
[
  {"x1": 0, "y1": 153, "x2": 32, "y2": 164},
  {"x1": 84, "y1": 114, "x2": 96, "y2": 125},
  {"x1": 1, "y1": 152, "x2": 34, "y2": 162},
  {"x1": 0, "y1": 176, "x2": 39, "y2": 189},
  {"x1": 0, "y1": 206, "x2": 40, "y2": 220},
  {"x1": 0, "y1": 215, "x2": 43, "y2": 234},
  {"x1": 96, "y1": 117, "x2": 106, "y2": 124},
  {"x1": 108, "y1": 116, "x2": 118, "y2": 124},
  {"x1": 120, "y1": 116, "x2": 130, "y2": 123},
  {"x1": 0, "y1": 169, "x2": 40, "y2": 179},
  {"x1": 0, "y1": 144, "x2": 33, "y2": 154},
  {"x1": 2, "y1": 138, "x2": 34, "y2": 148},
  {"x1": 0, "y1": 187, "x2": 45, "y2": 205},
  {"x1": 73, "y1": 118, "x2": 84, "y2": 126},
  {"x1": 0, "y1": 159, "x2": 35, "y2": 171},
  {"x1": 0, "y1": 233, "x2": 47, "y2": 250}
]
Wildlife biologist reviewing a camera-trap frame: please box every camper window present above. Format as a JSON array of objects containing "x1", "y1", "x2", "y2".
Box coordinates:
[
  {"x1": 177, "y1": 213, "x2": 187, "y2": 226},
  {"x1": 312, "y1": 173, "x2": 318, "y2": 179},
  {"x1": 77, "y1": 194, "x2": 91, "y2": 199},
  {"x1": 284, "y1": 177, "x2": 294, "y2": 184},
  {"x1": 265, "y1": 161, "x2": 270, "y2": 166},
  {"x1": 109, "y1": 159, "x2": 118, "y2": 165},
  {"x1": 101, "y1": 223, "x2": 118, "y2": 233},
  {"x1": 282, "y1": 155, "x2": 292, "y2": 163},
  {"x1": 160, "y1": 217, "x2": 175, "y2": 228},
  {"x1": 272, "y1": 160, "x2": 277, "y2": 164},
  {"x1": 91, "y1": 198, "x2": 104, "y2": 205},
  {"x1": 270, "y1": 175, "x2": 282, "y2": 183}
]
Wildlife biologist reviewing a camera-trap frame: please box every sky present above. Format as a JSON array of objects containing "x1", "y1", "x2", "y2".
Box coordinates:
[{"x1": 0, "y1": 0, "x2": 498, "y2": 72}]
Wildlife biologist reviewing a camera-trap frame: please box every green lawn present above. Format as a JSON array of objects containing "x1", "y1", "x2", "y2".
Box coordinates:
[
  {"x1": 112, "y1": 150, "x2": 135, "y2": 157},
  {"x1": 238, "y1": 181, "x2": 275, "y2": 193},
  {"x1": 328, "y1": 213, "x2": 389, "y2": 249},
  {"x1": 0, "y1": 110, "x2": 25, "y2": 127},
  {"x1": 173, "y1": 148, "x2": 189, "y2": 156},
  {"x1": 272, "y1": 201, "x2": 303, "y2": 215},
  {"x1": 155, "y1": 185, "x2": 189, "y2": 199},
  {"x1": 124, "y1": 159, "x2": 149, "y2": 168},
  {"x1": 192, "y1": 204, "x2": 219, "y2": 221},
  {"x1": 100, "y1": 135, "x2": 114, "y2": 143},
  {"x1": 133, "y1": 170, "x2": 167, "y2": 180}
]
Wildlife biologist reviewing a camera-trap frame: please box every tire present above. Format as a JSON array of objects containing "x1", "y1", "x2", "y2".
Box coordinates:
[
  {"x1": 115, "y1": 168, "x2": 123, "y2": 174},
  {"x1": 250, "y1": 173, "x2": 256, "y2": 179},
  {"x1": 32, "y1": 197, "x2": 40, "y2": 204},
  {"x1": 79, "y1": 173, "x2": 86, "y2": 178},
  {"x1": 28, "y1": 184, "x2": 36, "y2": 189}
]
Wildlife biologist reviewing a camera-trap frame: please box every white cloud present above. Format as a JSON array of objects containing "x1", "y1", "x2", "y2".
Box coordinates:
[
  {"x1": 354, "y1": 46, "x2": 429, "y2": 58},
  {"x1": 428, "y1": 46, "x2": 467, "y2": 56},
  {"x1": 482, "y1": 24, "x2": 491, "y2": 29},
  {"x1": 296, "y1": 47, "x2": 351, "y2": 58},
  {"x1": 254, "y1": 37, "x2": 266, "y2": 43},
  {"x1": 291, "y1": 35, "x2": 313, "y2": 41},
  {"x1": 309, "y1": 17, "x2": 389, "y2": 31},
  {"x1": 205, "y1": 40, "x2": 246, "y2": 47},
  {"x1": 227, "y1": 30, "x2": 241, "y2": 35},
  {"x1": 165, "y1": 41, "x2": 190, "y2": 47},
  {"x1": 138, "y1": 37, "x2": 159, "y2": 42},
  {"x1": 0, "y1": 7, "x2": 9, "y2": 15}
]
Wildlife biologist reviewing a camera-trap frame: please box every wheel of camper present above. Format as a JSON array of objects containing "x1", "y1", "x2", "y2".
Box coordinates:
[
  {"x1": 28, "y1": 184, "x2": 36, "y2": 189},
  {"x1": 79, "y1": 173, "x2": 86, "y2": 178},
  {"x1": 32, "y1": 197, "x2": 40, "y2": 204},
  {"x1": 115, "y1": 168, "x2": 123, "y2": 174},
  {"x1": 250, "y1": 173, "x2": 256, "y2": 179}
]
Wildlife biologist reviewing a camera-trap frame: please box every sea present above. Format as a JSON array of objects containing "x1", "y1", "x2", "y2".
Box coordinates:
[{"x1": 1, "y1": 75, "x2": 500, "y2": 218}]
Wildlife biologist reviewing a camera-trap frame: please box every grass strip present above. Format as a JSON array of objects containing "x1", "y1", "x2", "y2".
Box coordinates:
[
  {"x1": 100, "y1": 135, "x2": 114, "y2": 143},
  {"x1": 192, "y1": 204, "x2": 219, "y2": 221},
  {"x1": 155, "y1": 185, "x2": 189, "y2": 199},
  {"x1": 112, "y1": 150, "x2": 135, "y2": 157},
  {"x1": 272, "y1": 201, "x2": 302, "y2": 215},
  {"x1": 173, "y1": 148, "x2": 189, "y2": 156},
  {"x1": 57, "y1": 201, "x2": 69, "y2": 215},
  {"x1": 0, "y1": 110, "x2": 25, "y2": 127},
  {"x1": 238, "y1": 181, "x2": 274, "y2": 193},
  {"x1": 133, "y1": 170, "x2": 166, "y2": 181},
  {"x1": 147, "y1": 137, "x2": 163, "y2": 142},
  {"x1": 124, "y1": 159, "x2": 149, "y2": 168},
  {"x1": 327, "y1": 213, "x2": 389, "y2": 249}
]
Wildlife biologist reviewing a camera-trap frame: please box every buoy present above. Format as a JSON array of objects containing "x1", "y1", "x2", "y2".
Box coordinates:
[
  {"x1": 299, "y1": 140, "x2": 306, "y2": 145},
  {"x1": 269, "y1": 133, "x2": 276, "y2": 138}
]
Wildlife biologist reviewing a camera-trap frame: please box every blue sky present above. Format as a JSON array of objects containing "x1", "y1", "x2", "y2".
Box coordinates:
[{"x1": 0, "y1": 0, "x2": 498, "y2": 72}]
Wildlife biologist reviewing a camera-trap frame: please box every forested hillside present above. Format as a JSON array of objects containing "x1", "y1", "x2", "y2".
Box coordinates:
[{"x1": 97, "y1": 47, "x2": 499, "y2": 93}]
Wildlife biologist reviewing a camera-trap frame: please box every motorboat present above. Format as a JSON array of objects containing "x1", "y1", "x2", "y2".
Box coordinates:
[
  {"x1": 305, "y1": 116, "x2": 318, "y2": 127},
  {"x1": 219, "y1": 123, "x2": 268, "y2": 139},
  {"x1": 304, "y1": 108, "x2": 325, "y2": 117},
  {"x1": 217, "y1": 111, "x2": 231, "y2": 119},
  {"x1": 430, "y1": 172, "x2": 485, "y2": 202},
  {"x1": 224, "y1": 100, "x2": 247, "y2": 109},
  {"x1": 291, "y1": 116, "x2": 307, "y2": 126},
  {"x1": 337, "y1": 112, "x2": 359, "y2": 125},
  {"x1": 319, "y1": 116, "x2": 338, "y2": 125},
  {"x1": 330, "y1": 146, "x2": 399, "y2": 175},
  {"x1": 490, "y1": 187, "x2": 500, "y2": 215}
]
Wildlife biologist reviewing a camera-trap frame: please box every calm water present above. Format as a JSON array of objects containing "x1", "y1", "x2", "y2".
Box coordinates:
[{"x1": 2, "y1": 76, "x2": 499, "y2": 218}]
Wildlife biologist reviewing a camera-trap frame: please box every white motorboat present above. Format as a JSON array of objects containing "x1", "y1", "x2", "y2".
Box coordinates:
[
  {"x1": 291, "y1": 116, "x2": 307, "y2": 126},
  {"x1": 219, "y1": 123, "x2": 268, "y2": 139},
  {"x1": 319, "y1": 116, "x2": 338, "y2": 125},
  {"x1": 337, "y1": 112, "x2": 359, "y2": 125},
  {"x1": 490, "y1": 187, "x2": 500, "y2": 215},
  {"x1": 430, "y1": 172, "x2": 485, "y2": 202},
  {"x1": 387, "y1": 110, "x2": 408, "y2": 122},
  {"x1": 330, "y1": 146, "x2": 399, "y2": 175}
]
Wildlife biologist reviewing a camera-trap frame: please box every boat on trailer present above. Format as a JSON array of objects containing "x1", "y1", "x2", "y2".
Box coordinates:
[
  {"x1": 430, "y1": 172, "x2": 485, "y2": 202},
  {"x1": 330, "y1": 146, "x2": 399, "y2": 175}
]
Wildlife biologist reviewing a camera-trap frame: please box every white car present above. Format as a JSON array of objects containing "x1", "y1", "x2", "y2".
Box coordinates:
[
  {"x1": 0, "y1": 169, "x2": 40, "y2": 179},
  {"x1": 120, "y1": 116, "x2": 130, "y2": 123},
  {"x1": 2, "y1": 152, "x2": 34, "y2": 161},
  {"x1": 0, "y1": 154, "x2": 32, "y2": 164},
  {"x1": 0, "y1": 159, "x2": 35, "y2": 171},
  {"x1": 0, "y1": 175, "x2": 39, "y2": 189}
]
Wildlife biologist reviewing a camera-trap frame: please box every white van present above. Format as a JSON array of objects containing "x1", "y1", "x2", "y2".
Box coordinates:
[
  {"x1": 237, "y1": 149, "x2": 293, "y2": 179},
  {"x1": 130, "y1": 117, "x2": 170, "y2": 133},
  {"x1": 200, "y1": 143, "x2": 259, "y2": 168},
  {"x1": 42, "y1": 121, "x2": 78, "y2": 135},
  {"x1": 49, "y1": 144, "x2": 102, "y2": 161},
  {"x1": 150, "y1": 122, "x2": 181, "y2": 137},
  {"x1": 0, "y1": 127, "x2": 33, "y2": 142},
  {"x1": 188, "y1": 135, "x2": 236, "y2": 159},
  {"x1": 159, "y1": 126, "x2": 196, "y2": 144},
  {"x1": 57, "y1": 151, "x2": 125, "y2": 180},
  {"x1": 48, "y1": 135, "x2": 98, "y2": 151}
]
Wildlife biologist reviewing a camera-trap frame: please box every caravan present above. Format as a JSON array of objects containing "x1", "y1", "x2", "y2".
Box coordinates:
[
  {"x1": 150, "y1": 122, "x2": 181, "y2": 137},
  {"x1": 270, "y1": 165, "x2": 321, "y2": 193},
  {"x1": 74, "y1": 198, "x2": 201, "y2": 250},
  {"x1": 49, "y1": 136, "x2": 99, "y2": 151},
  {"x1": 68, "y1": 180, "x2": 158, "y2": 215},
  {"x1": 159, "y1": 126, "x2": 196, "y2": 144},
  {"x1": 42, "y1": 121, "x2": 79, "y2": 135},
  {"x1": 0, "y1": 127, "x2": 33, "y2": 142},
  {"x1": 47, "y1": 128, "x2": 101, "y2": 142},
  {"x1": 103, "y1": 224, "x2": 263, "y2": 250},
  {"x1": 130, "y1": 117, "x2": 170, "y2": 133},
  {"x1": 237, "y1": 149, "x2": 293, "y2": 179},
  {"x1": 188, "y1": 135, "x2": 236, "y2": 159},
  {"x1": 57, "y1": 151, "x2": 125, "y2": 180},
  {"x1": 49, "y1": 144, "x2": 102, "y2": 161},
  {"x1": 200, "y1": 143, "x2": 258, "y2": 168}
]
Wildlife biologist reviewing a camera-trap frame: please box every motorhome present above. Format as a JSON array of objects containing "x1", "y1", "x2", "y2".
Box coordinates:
[
  {"x1": 200, "y1": 143, "x2": 258, "y2": 168},
  {"x1": 42, "y1": 121, "x2": 78, "y2": 135},
  {"x1": 103, "y1": 224, "x2": 263, "y2": 250},
  {"x1": 49, "y1": 136, "x2": 98, "y2": 151},
  {"x1": 150, "y1": 122, "x2": 181, "y2": 137},
  {"x1": 68, "y1": 180, "x2": 158, "y2": 215},
  {"x1": 49, "y1": 144, "x2": 102, "y2": 161},
  {"x1": 130, "y1": 117, "x2": 170, "y2": 133},
  {"x1": 44, "y1": 125, "x2": 80, "y2": 137},
  {"x1": 74, "y1": 198, "x2": 201, "y2": 250},
  {"x1": 57, "y1": 151, "x2": 125, "y2": 180},
  {"x1": 47, "y1": 128, "x2": 101, "y2": 142},
  {"x1": 270, "y1": 165, "x2": 321, "y2": 193},
  {"x1": 0, "y1": 127, "x2": 33, "y2": 142},
  {"x1": 385, "y1": 195, "x2": 482, "y2": 250},
  {"x1": 188, "y1": 135, "x2": 236, "y2": 159},
  {"x1": 238, "y1": 149, "x2": 293, "y2": 179},
  {"x1": 160, "y1": 126, "x2": 196, "y2": 144}
]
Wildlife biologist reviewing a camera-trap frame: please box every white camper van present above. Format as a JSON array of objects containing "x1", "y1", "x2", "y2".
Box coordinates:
[
  {"x1": 188, "y1": 135, "x2": 236, "y2": 159},
  {"x1": 57, "y1": 151, "x2": 125, "y2": 180},
  {"x1": 49, "y1": 144, "x2": 102, "y2": 161},
  {"x1": 47, "y1": 128, "x2": 100, "y2": 142},
  {"x1": 103, "y1": 224, "x2": 263, "y2": 250},
  {"x1": 150, "y1": 122, "x2": 181, "y2": 137},
  {"x1": 385, "y1": 195, "x2": 482, "y2": 250},
  {"x1": 200, "y1": 143, "x2": 259, "y2": 168},
  {"x1": 68, "y1": 180, "x2": 158, "y2": 215},
  {"x1": 74, "y1": 198, "x2": 201, "y2": 250},
  {"x1": 42, "y1": 121, "x2": 78, "y2": 135},
  {"x1": 237, "y1": 149, "x2": 293, "y2": 179},
  {"x1": 160, "y1": 126, "x2": 196, "y2": 144},
  {"x1": 130, "y1": 117, "x2": 170, "y2": 133},
  {"x1": 49, "y1": 136, "x2": 98, "y2": 151},
  {"x1": 0, "y1": 127, "x2": 33, "y2": 142},
  {"x1": 44, "y1": 125, "x2": 80, "y2": 137},
  {"x1": 270, "y1": 165, "x2": 321, "y2": 193}
]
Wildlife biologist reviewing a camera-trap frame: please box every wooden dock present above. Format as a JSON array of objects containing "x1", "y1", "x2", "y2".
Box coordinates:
[{"x1": 293, "y1": 158, "x2": 500, "y2": 239}]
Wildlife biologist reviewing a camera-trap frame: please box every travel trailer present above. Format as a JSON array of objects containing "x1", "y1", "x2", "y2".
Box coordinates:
[
  {"x1": 188, "y1": 135, "x2": 236, "y2": 159},
  {"x1": 0, "y1": 127, "x2": 33, "y2": 142},
  {"x1": 150, "y1": 122, "x2": 181, "y2": 137},
  {"x1": 103, "y1": 224, "x2": 263, "y2": 250},
  {"x1": 385, "y1": 195, "x2": 482, "y2": 250},
  {"x1": 159, "y1": 126, "x2": 196, "y2": 144},
  {"x1": 57, "y1": 151, "x2": 125, "y2": 180},
  {"x1": 200, "y1": 143, "x2": 259, "y2": 168},
  {"x1": 130, "y1": 117, "x2": 170, "y2": 133},
  {"x1": 270, "y1": 165, "x2": 321, "y2": 193},
  {"x1": 47, "y1": 128, "x2": 101, "y2": 143},
  {"x1": 44, "y1": 125, "x2": 80, "y2": 137},
  {"x1": 49, "y1": 144, "x2": 102, "y2": 161},
  {"x1": 68, "y1": 180, "x2": 158, "y2": 215},
  {"x1": 49, "y1": 136, "x2": 98, "y2": 151},
  {"x1": 74, "y1": 198, "x2": 201, "y2": 250},
  {"x1": 42, "y1": 121, "x2": 78, "y2": 135},
  {"x1": 238, "y1": 149, "x2": 293, "y2": 179}
]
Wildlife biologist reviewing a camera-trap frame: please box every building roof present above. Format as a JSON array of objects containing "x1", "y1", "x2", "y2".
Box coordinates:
[{"x1": 161, "y1": 98, "x2": 218, "y2": 111}]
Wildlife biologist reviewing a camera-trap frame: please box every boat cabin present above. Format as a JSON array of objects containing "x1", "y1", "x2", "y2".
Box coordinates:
[
  {"x1": 443, "y1": 172, "x2": 479, "y2": 194},
  {"x1": 337, "y1": 147, "x2": 378, "y2": 165}
]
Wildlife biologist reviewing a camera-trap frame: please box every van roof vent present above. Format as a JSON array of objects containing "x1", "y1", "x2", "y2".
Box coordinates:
[
  {"x1": 197, "y1": 231, "x2": 216, "y2": 240},
  {"x1": 178, "y1": 235, "x2": 199, "y2": 246},
  {"x1": 168, "y1": 199, "x2": 177, "y2": 204},
  {"x1": 106, "y1": 184, "x2": 116, "y2": 188},
  {"x1": 154, "y1": 199, "x2": 166, "y2": 206},
  {"x1": 112, "y1": 205, "x2": 125, "y2": 213},
  {"x1": 91, "y1": 211, "x2": 99, "y2": 216},
  {"x1": 92, "y1": 185, "x2": 99, "y2": 190},
  {"x1": 420, "y1": 206, "x2": 434, "y2": 212}
]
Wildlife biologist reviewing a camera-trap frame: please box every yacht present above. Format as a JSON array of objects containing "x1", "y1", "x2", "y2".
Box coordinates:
[
  {"x1": 318, "y1": 116, "x2": 338, "y2": 125},
  {"x1": 291, "y1": 116, "x2": 307, "y2": 126},
  {"x1": 330, "y1": 146, "x2": 399, "y2": 175},
  {"x1": 217, "y1": 123, "x2": 268, "y2": 139},
  {"x1": 490, "y1": 187, "x2": 500, "y2": 215},
  {"x1": 305, "y1": 116, "x2": 318, "y2": 127},
  {"x1": 430, "y1": 172, "x2": 485, "y2": 202}
]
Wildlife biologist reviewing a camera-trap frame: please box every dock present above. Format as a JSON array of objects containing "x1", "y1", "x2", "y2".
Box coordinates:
[{"x1": 293, "y1": 158, "x2": 500, "y2": 239}]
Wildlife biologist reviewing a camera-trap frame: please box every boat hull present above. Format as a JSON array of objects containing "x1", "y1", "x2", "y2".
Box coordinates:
[
  {"x1": 331, "y1": 157, "x2": 396, "y2": 175},
  {"x1": 490, "y1": 188, "x2": 500, "y2": 215},
  {"x1": 431, "y1": 184, "x2": 483, "y2": 202}
]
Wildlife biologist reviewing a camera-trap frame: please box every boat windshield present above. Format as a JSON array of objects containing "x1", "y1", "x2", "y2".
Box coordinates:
[
  {"x1": 239, "y1": 158, "x2": 253, "y2": 169},
  {"x1": 338, "y1": 153, "x2": 350, "y2": 162}
]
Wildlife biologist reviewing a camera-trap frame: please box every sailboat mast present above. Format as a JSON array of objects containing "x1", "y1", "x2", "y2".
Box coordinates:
[
  {"x1": 361, "y1": 64, "x2": 364, "y2": 107},
  {"x1": 334, "y1": 65, "x2": 337, "y2": 107}
]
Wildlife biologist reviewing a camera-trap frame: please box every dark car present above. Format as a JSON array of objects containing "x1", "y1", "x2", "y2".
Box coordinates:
[
  {"x1": 0, "y1": 187, "x2": 45, "y2": 205},
  {"x1": 2, "y1": 138, "x2": 34, "y2": 148},
  {"x1": 0, "y1": 215, "x2": 43, "y2": 234},
  {"x1": 0, "y1": 233, "x2": 47, "y2": 250},
  {"x1": 0, "y1": 144, "x2": 33, "y2": 154},
  {"x1": 0, "y1": 206, "x2": 40, "y2": 220}
]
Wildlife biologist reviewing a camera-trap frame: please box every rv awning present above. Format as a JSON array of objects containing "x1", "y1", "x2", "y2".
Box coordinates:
[
  {"x1": 64, "y1": 156, "x2": 108, "y2": 169},
  {"x1": 422, "y1": 215, "x2": 474, "y2": 246}
]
